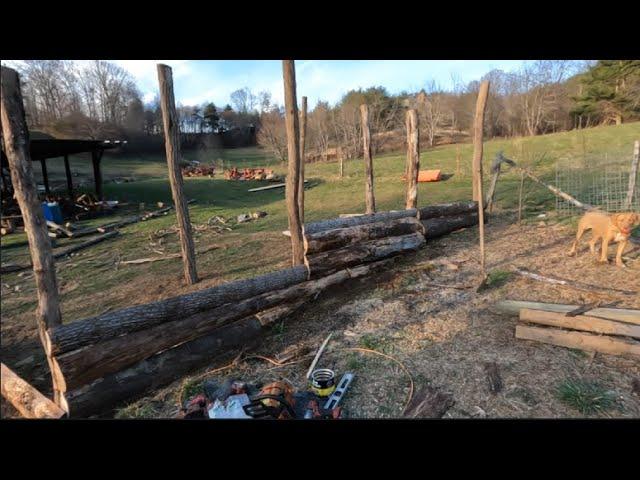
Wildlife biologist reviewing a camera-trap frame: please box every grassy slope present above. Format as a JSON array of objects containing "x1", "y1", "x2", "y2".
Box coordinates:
[{"x1": 2, "y1": 122, "x2": 639, "y2": 324}]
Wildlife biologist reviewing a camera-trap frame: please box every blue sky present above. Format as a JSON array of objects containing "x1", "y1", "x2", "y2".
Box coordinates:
[{"x1": 112, "y1": 60, "x2": 528, "y2": 109}]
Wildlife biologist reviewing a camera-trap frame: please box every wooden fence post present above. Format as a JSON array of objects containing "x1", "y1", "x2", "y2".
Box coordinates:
[
  {"x1": 473, "y1": 80, "x2": 490, "y2": 277},
  {"x1": 1, "y1": 66, "x2": 67, "y2": 412},
  {"x1": 624, "y1": 140, "x2": 639, "y2": 210},
  {"x1": 360, "y1": 104, "x2": 376, "y2": 214},
  {"x1": 518, "y1": 170, "x2": 526, "y2": 225},
  {"x1": 157, "y1": 64, "x2": 198, "y2": 285},
  {"x1": 298, "y1": 96, "x2": 307, "y2": 224},
  {"x1": 405, "y1": 109, "x2": 420, "y2": 209},
  {"x1": 282, "y1": 60, "x2": 305, "y2": 266},
  {"x1": 339, "y1": 147, "x2": 344, "y2": 178}
]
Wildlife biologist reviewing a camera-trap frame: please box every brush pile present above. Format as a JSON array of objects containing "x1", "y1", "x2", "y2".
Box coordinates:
[
  {"x1": 182, "y1": 164, "x2": 216, "y2": 178},
  {"x1": 224, "y1": 167, "x2": 279, "y2": 181}
]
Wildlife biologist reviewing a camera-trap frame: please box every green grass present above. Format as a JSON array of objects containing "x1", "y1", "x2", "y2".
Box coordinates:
[
  {"x1": 557, "y1": 378, "x2": 617, "y2": 415},
  {"x1": 484, "y1": 269, "x2": 513, "y2": 289}
]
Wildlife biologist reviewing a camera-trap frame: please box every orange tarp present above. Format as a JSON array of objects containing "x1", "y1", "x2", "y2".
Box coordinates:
[{"x1": 417, "y1": 170, "x2": 441, "y2": 182}]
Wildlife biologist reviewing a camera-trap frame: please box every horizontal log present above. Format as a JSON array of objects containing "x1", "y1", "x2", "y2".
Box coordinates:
[
  {"x1": 513, "y1": 267, "x2": 637, "y2": 296},
  {"x1": 63, "y1": 259, "x2": 393, "y2": 417},
  {"x1": 422, "y1": 212, "x2": 479, "y2": 239},
  {"x1": 53, "y1": 260, "x2": 392, "y2": 391},
  {"x1": 418, "y1": 201, "x2": 478, "y2": 220},
  {"x1": 515, "y1": 324, "x2": 640, "y2": 357},
  {"x1": 520, "y1": 309, "x2": 640, "y2": 339},
  {"x1": 304, "y1": 217, "x2": 425, "y2": 255},
  {"x1": 495, "y1": 300, "x2": 640, "y2": 324},
  {"x1": 306, "y1": 232, "x2": 425, "y2": 278},
  {"x1": 1, "y1": 363, "x2": 66, "y2": 419},
  {"x1": 48, "y1": 265, "x2": 310, "y2": 355},
  {"x1": 304, "y1": 209, "x2": 418, "y2": 235}
]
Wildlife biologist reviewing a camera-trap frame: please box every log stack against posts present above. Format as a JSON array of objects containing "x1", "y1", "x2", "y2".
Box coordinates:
[
  {"x1": 360, "y1": 104, "x2": 376, "y2": 214},
  {"x1": 1, "y1": 66, "x2": 66, "y2": 412},
  {"x1": 405, "y1": 109, "x2": 420, "y2": 209},
  {"x1": 282, "y1": 60, "x2": 305, "y2": 265},
  {"x1": 157, "y1": 64, "x2": 198, "y2": 285},
  {"x1": 299, "y1": 96, "x2": 307, "y2": 223}
]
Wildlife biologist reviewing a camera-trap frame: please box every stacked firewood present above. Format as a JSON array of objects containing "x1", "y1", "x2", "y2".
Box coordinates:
[
  {"x1": 182, "y1": 164, "x2": 216, "y2": 177},
  {"x1": 224, "y1": 167, "x2": 279, "y2": 181}
]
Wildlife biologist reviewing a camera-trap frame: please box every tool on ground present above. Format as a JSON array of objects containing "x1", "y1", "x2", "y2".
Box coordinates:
[
  {"x1": 306, "y1": 333, "x2": 333, "y2": 380},
  {"x1": 242, "y1": 381, "x2": 297, "y2": 419},
  {"x1": 303, "y1": 372, "x2": 354, "y2": 419},
  {"x1": 310, "y1": 369, "x2": 336, "y2": 397},
  {"x1": 324, "y1": 373, "x2": 354, "y2": 410}
]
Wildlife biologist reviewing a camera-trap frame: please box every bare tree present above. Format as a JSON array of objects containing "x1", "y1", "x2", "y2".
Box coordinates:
[{"x1": 257, "y1": 106, "x2": 288, "y2": 163}]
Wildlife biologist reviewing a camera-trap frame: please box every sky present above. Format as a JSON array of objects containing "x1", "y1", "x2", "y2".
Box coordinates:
[{"x1": 108, "y1": 60, "x2": 529, "y2": 109}]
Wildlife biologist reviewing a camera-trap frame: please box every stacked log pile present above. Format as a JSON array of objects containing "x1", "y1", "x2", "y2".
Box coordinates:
[
  {"x1": 223, "y1": 167, "x2": 279, "y2": 181},
  {"x1": 47, "y1": 201, "x2": 480, "y2": 417},
  {"x1": 182, "y1": 164, "x2": 216, "y2": 177}
]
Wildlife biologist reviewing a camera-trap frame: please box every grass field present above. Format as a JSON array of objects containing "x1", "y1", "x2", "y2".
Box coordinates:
[{"x1": 2, "y1": 122, "x2": 639, "y2": 326}]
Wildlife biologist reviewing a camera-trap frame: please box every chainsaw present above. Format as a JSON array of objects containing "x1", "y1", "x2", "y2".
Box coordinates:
[{"x1": 242, "y1": 381, "x2": 297, "y2": 419}]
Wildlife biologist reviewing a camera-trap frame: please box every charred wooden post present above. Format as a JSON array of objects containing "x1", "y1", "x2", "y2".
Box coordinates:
[
  {"x1": 1, "y1": 66, "x2": 66, "y2": 411},
  {"x1": 360, "y1": 104, "x2": 376, "y2": 214},
  {"x1": 157, "y1": 64, "x2": 198, "y2": 284},
  {"x1": 405, "y1": 109, "x2": 420, "y2": 209},
  {"x1": 282, "y1": 60, "x2": 305, "y2": 265},
  {"x1": 299, "y1": 96, "x2": 307, "y2": 223}
]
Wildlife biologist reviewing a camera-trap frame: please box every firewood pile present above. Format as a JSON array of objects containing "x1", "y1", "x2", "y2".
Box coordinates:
[
  {"x1": 182, "y1": 164, "x2": 216, "y2": 178},
  {"x1": 224, "y1": 167, "x2": 279, "y2": 181}
]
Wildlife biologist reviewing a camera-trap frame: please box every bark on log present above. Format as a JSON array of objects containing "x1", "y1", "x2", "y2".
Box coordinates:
[
  {"x1": 304, "y1": 209, "x2": 417, "y2": 235},
  {"x1": 422, "y1": 212, "x2": 479, "y2": 239},
  {"x1": 403, "y1": 385, "x2": 454, "y2": 418},
  {"x1": 304, "y1": 217, "x2": 425, "y2": 255},
  {"x1": 418, "y1": 201, "x2": 478, "y2": 220},
  {"x1": 405, "y1": 109, "x2": 420, "y2": 209},
  {"x1": 494, "y1": 300, "x2": 640, "y2": 324},
  {"x1": 519, "y1": 309, "x2": 640, "y2": 338},
  {"x1": 158, "y1": 64, "x2": 198, "y2": 284},
  {"x1": 361, "y1": 104, "x2": 376, "y2": 214},
  {"x1": 1, "y1": 363, "x2": 66, "y2": 419},
  {"x1": 515, "y1": 324, "x2": 640, "y2": 357},
  {"x1": 306, "y1": 232, "x2": 425, "y2": 278},
  {"x1": 53, "y1": 268, "x2": 357, "y2": 390},
  {"x1": 483, "y1": 362, "x2": 503, "y2": 394},
  {"x1": 62, "y1": 260, "x2": 392, "y2": 417},
  {"x1": 48, "y1": 265, "x2": 309, "y2": 355}
]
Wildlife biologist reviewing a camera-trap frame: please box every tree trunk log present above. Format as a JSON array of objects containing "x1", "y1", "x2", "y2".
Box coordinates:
[
  {"x1": 418, "y1": 201, "x2": 478, "y2": 220},
  {"x1": 282, "y1": 60, "x2": 305, "y2": 266},
  {"x1": 403, "y1": 385, "x2": 454, "y2": 418},
  {"x1": 1, "y1": 363, "x2": 66, "y2": 419},
  {"x1": 305, "y1": 209, "x2": 417, "y2": 235},
  {"x1": 494, "y1": 300, "x2": 640, "y2": 324},
  {"x1": 361, "y1": 104, "x2": 376, "y2": 214},
  {"x1": 62, "y1": 260, "x2": 391, "y2": 417},
  {"x1": 48, "y1": 265, "x2": 309, "y2": 356},
  {"x1": 304, "y1": 217, "x2": 424, "y2": 255},
  {"x1": 157, "y1": 64, "x2": 198, "y2": 285},
  {"x1": 520, "y1": 308, "x2": 640, "y2": 338},
  {"x1": 306, "y1": 232, "x2": 425, "y2": 278},
  {"x1": 422, "y1": 212, "x2": 479, "y2": 239},
  {"x1": 405, "y1": 109, "x2": 420, "y2": 209}
]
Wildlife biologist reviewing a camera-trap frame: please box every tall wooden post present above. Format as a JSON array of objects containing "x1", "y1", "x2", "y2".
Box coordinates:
[
  {"x1": 157, "y1": 64, "x2": 198, "y2": 284},
  {"x1": 40, "y1": 159, "x2": 50, "y2": 194},
  {"x1": 360, "y1": 104, "x2": 375, "y2": 214},
  {"x1": 282, "y1": 60, "x2": 305, "y2": 266},
  {"x1": 1, "y1": 66, "x2": 66, "y2": 412},
  {"x1": 473, "y1": 81, "x2": 490, "y2": 277},
  {"x1": 298, "y1": 96, "x2": 308, "y2": 224},
  {"x1": 339, "y1": 147, "x2": 344, "y2": 178},
  {"x1": 405, "y1": 109, "x2": 420, "y2": 209},
  {"x1": 472, "y1": 81, "x2": 490, "y2": 205},
  {"x1": 63, "y1": 154, "x2": 73, "y2": 197},
  {"x1": 624, "y1": 140, "x2": 639, "y2": 210}
]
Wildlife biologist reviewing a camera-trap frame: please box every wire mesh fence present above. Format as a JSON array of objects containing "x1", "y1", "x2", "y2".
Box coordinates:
[{"x1": 555, "y1": 152, "x2": 639, "y2": 217}]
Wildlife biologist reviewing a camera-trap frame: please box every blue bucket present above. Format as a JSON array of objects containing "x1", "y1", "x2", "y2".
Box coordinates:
[{"x1": 42, "y1": 202, "x2": 64, "y2": 224}]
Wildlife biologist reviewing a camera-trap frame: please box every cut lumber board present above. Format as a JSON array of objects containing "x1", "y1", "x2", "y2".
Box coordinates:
[
  {"x1": 1, "y1": 363, "x2": 66, "y2": 419},
  {"x1": 515, "y1": 324, "x2": 640, "y2": 357},
  {"x1": 48, "y1": 264, "x2": 310, "y2": 355},
  {"x1": 305, "y1": 232, "x2": 425, "y2": 278},
  {"x1": 248, "y1": 180, "x2": 308, "y2": 192},
  {"x1": 52, "y1": 260, "x2": 391, "y2": 390},
  {"x1": 520, "y1": 309, "x2": 640, "y2": 339},
  {"x1": 495, "y1": 300, "x2": 640, "y2": 325},
  {"x1": 418, "y1": 201, "x2": 478, "y2": 220},
  {"x1": 422, "y1": 212, "x2": 479, "y2": 239},
  {"x1": 304, "y1": 217, "x2": 424, "y2": 255},
  {"x1": 304, "y1": 209, "x2": 418, "y2": 235}
]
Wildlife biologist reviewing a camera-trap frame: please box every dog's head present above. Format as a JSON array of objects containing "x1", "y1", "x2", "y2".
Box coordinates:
[{"x1": 613, "y1": 212, "x2": 640, "y2": 235}]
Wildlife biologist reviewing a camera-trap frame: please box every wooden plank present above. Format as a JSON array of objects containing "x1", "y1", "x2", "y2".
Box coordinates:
[
  {"x1": 515, "y1": 324, "x2": 640, "y2": 357},
  {"x1": 361, "y1": 104, "x2": 376, "y2": 214},
  {"x1": 305, "y1": 209, "x2": 417, "y2": 235},
  {"x1": 520, "y1": 308, "x2": 640, "y2": 338},
  {"x1": 48, "y1": 265, "x2": 310, "y2": 355},
  {"x1": 158, "y1": 63, "x2": 198, "y2": 285},
  {"x1": 495, "y1": 300, "x2": 640, "y2": 324},
  {"x1": 1, "y1": 363, "x2": 66, "y2": 419},
  {"x1": 282, "y1": 60, "x2": 305, "y2": 266},
  {"x1": 405, "y1": 109, "x2": 420, "y2": 209},
  {"x1": 248, "y1": 180, "x2": 307, "y2": 192},
  {"x1": 1, "y1": 66, "x2": 66, "y2": 411}
]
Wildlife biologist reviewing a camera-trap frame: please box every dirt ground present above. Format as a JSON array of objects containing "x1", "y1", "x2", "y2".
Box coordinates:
[{"x1": 2, "y1": 212, "x2": 639, "y2": 419}]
